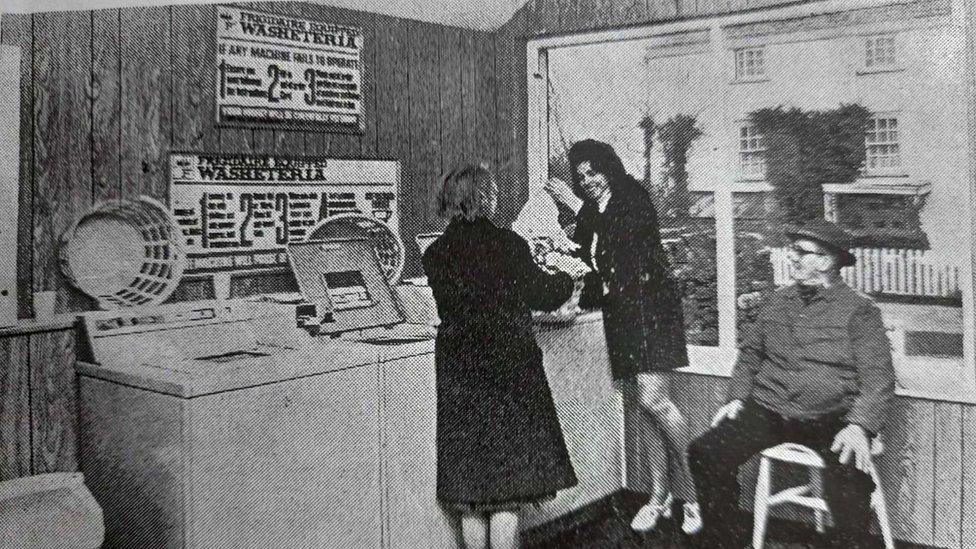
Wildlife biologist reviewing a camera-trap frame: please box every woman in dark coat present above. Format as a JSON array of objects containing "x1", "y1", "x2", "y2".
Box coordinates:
[
  {"x1": 545, "y1": 139, "x2": 701, "y2": 535},
  {"x1": 422, "y1": 164, "x2": 581, "y2": 549}
]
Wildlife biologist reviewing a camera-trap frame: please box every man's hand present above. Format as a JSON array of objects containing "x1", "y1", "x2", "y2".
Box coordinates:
[
  {"x1": 737, "y1": 291, "x2": 764, "y2": 311},
  {"x1": 830, "y1": 424, "x2": 872, "y2": 473},
  {"x1": 710, "y1": 400, "x2": 745, "y2": 428}
]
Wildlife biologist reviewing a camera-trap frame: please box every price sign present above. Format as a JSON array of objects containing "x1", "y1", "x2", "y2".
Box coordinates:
[
  {"x1": 169, "y1": 153, "x2": 399, "y2": 275},
  {"x1": 215, "y1": 6, "x2": 364, "y2": 133}
]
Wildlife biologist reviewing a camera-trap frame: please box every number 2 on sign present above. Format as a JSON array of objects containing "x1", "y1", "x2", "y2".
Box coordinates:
[{"x1": 267, "y1": 64, "x2": 281, "y2": 103}]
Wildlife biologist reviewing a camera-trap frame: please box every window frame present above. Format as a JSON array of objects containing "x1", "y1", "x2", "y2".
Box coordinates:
[
  {"x1": 732, "y1": 46, "x2": 768, "y2": 83},
  {"x1": 737, "y1": 121, "x2": 767, "y2": 181},
  {"x1": 857, "y1": 32, "x2": 905, "y2": 75},
  {"x1": 863, "y1": 113, "x2": 904, "y2": 176},
  {"x1": 526, "y1": 1, "x2": 975, "y2": 403}
]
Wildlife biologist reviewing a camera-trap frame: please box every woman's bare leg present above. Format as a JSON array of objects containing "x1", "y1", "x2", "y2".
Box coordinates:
[
  {"x1": 461, "y1": 512, "x2": 488, "y2": 549},
  {"x1": 628, "y1": 372, "x2": 697, "y2": 503},
  {"x1": 489, "y1": 511, "x2": 520, "y2": 549}
]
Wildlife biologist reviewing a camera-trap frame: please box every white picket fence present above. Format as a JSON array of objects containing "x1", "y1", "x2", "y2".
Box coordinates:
[{"x1": 770, "y1": 247, "x2": 962, "y2": 298}]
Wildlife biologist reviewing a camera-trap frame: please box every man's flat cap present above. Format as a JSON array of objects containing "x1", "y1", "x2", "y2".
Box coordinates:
[{"x1": 784, "y1": 219, "x2": 856, "y2": 267}]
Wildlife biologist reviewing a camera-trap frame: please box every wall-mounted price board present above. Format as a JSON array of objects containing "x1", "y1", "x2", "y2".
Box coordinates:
[
  {"x1": 216, "y1": 6, "x2": 364, "y2": 133},
  {"x1": 169, "y1": 153, "x2": 398, "y2": 275}
]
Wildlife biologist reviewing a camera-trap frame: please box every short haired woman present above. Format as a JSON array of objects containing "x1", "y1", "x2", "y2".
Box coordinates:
[{"x1": 422, "y1": 164, "x2": 583, "y2": 549}]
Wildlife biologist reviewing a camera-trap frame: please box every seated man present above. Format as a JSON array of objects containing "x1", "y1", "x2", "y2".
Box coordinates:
[{"x1": 688, "y1": 219, "x2": 896, "y2": 549}]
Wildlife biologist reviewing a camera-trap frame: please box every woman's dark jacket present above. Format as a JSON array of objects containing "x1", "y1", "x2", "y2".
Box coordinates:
[
  {"x1": 422, "y1": 217, "x2": 578, "y2": 505},
  {"x1": 572, "y1": 177, "x2": 689, "y2": 379}
]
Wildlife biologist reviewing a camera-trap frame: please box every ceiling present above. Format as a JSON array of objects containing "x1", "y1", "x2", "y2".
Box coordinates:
[{"x1": 0, "y1": 0, "x2": 529, "y2": 30}]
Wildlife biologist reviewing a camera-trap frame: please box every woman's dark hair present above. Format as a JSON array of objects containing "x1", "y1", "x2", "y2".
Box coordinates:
[{"x1": 566, "y1": 139, "x2": 629, "y2": 202}]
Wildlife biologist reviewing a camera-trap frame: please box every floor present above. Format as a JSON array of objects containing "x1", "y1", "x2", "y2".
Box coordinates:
[{"x1": 523, "y1": 491, "x2": 907, "y2": 549}]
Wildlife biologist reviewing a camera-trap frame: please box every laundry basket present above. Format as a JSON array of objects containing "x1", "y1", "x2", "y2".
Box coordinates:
[{"x1": 59, "y1": 196, "x2": 186, "y2": 309}]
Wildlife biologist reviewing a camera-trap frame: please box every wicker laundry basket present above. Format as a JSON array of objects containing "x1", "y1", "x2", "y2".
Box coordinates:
[{"x1": 59, "y1": 196, "x2": 186, "y2": 309}]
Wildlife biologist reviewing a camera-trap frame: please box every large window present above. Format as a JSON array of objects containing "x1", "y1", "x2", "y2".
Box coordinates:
[
  {"x1": 546, "y1": 39, "x2": 720, "y2": 349},
  {"x1": 530, "y1": 4, "x2": 972, "y2": 399}
]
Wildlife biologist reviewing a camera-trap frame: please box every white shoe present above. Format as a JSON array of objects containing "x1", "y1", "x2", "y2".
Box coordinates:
[
  {"x1": 630, "y1": 493, "x2": 673, "y2": 532},
  {"x1": 681, "y1": 502, "x2": 702, "y2": 535}
]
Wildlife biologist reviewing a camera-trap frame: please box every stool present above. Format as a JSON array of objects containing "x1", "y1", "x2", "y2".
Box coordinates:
[{"x1": 752, "y1": 440, "x2": 894, "y2": 549}]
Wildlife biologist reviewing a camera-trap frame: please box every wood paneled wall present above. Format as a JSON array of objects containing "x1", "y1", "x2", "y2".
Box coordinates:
[
  {"x1": 0, "y1": 2, "x2": 499, "y2": 317},
  {"x1": 0, "y1": 326, "x2": 77, "y2": 481}
]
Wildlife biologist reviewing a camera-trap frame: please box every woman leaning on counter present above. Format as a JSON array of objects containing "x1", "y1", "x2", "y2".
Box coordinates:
[
  {"x1": 545, "y1": 139, "x2": 702, "y2": 535},
  {"x1": 422, "y1": 164, "x2": 586, "y2": 549}
]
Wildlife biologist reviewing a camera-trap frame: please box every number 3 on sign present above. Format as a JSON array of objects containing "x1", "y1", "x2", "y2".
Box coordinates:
[{"x1": 267, "y1": 64, "x2": 281, "y2": 103}]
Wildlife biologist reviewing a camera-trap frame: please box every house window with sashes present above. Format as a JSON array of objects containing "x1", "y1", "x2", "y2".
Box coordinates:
[
  {"x1": 734, "y1": 47, "x2": 766, "y2": 82},
  {"x1": 738, "y1": 124, "x2": 766, "y2": 178},
  {"x1": 865, "y1": 115, "x2": 901, "y2": 173},
  {"x1": 865, "y1": 34, "x2": 897, "y2": 69}
]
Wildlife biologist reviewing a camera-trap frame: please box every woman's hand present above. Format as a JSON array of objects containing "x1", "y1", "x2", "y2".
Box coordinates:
[
  {"x1": 544, "y1": 177, "x2": 582, "y2": 213},
  {"x1": 545, "y1": 252, "x2": 590, "y2": 279},
  {"x1": 710, "y1": 400, "x2": 745, "y2": 428}
]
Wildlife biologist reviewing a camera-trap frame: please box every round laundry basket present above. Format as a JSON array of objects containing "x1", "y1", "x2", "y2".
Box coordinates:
[
  {"x1": 59, "y1": 196, "x2": 187, "y2": 309},
  {"x1": 306, "y1": 213, "x2": 405, "y2": 283}
]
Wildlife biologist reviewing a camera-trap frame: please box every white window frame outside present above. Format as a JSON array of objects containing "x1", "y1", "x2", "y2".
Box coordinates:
[
  {"x1": 733, "y1": 46, "x2": 767, "y2": 82},
  {"x1": 864, "y1": 113, "x2": 903, "y2": 175},
  {"x1": 858, "y1": 32, "x2": 905, "y2": 74},
  {"x1": 526, "y1": 0, "x2": 975, "y2": 404},
  {"x1": 738, "y1": 122, "x2": 767, "y2": 180}
]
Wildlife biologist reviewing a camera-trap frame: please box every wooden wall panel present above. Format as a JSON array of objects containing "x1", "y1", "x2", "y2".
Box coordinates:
[
  {"x1": 0, "y1": 335, "x2": 31, "y2": 480},
  {"x1": 875, "y1": 398, "x2": 936, "y2": 546},
  {"x1": 405, "y1": 20, "x2": 443, "y2": 274},
  {"x1": 439, "y1": 27, "x2": 464, "y2": 175},
  {"x1": 374, "y1": 14, "x2": 410, "y2": 161},
  {"x1": 933, "y1": 402, "x2": 963, "y2": 548},
  {"x1": 32, "y1": 12, "x2": 93, "y2": 312},
  {"x1": 493, "y1": 9, "x2": 529, "y2": 227},
  {"x1": 220, "y1": 126, "x2": 254, "y2": 153},
  {"x1": 0, "y1": 14, "x2": 35, "y2": 319},
  {"x1": 463, "y1": 33, "x2": 496, "y2": 169},
  {"x1": 172, "y1": 4, "x2": 219, "y2": 153},
  {"x1": 461, "y1": 32, "x2": 480, "y2": 167},
  {"x1": 961, "y1": 406, "x2": 976, "y2": 549},
  {"x1": 29, "y1": 328, "x2": 78, "y2": 475},
  {"x1": 357, "y1": 12, "x2": 378, "y2": 158},
  {"x1": 91, "y1": 10, "x2": 122, "y2": 202},
  {"x1": 119, "y1": 7, "x2": 171, "y2": 200}
]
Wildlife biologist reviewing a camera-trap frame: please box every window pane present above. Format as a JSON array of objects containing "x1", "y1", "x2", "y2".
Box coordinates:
[
  {"x1": 735, "y1": 47, "x2": 765, "y2": 79},
  {"x1": 662, "y1": 193, "x2": 719, "y2": 346},
  {"x1": 547, "y1": 40, "x2": 719, "y2": 347},
  {"x1": 732, "y1": 192, "x2": 778, "y2": 339},
  {"x1": 865, "y1": 116, "x2": 901, "y2": 170}
]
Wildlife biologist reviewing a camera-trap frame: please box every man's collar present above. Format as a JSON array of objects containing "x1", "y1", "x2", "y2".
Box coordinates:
[{"x1": 785, "y1": 281, "x2": 850, "y2": 303}]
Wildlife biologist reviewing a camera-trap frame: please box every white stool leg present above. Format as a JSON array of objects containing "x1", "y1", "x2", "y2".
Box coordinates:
[
  {"x1": 870, "y1": 467, "x2": 895, "y2": 549},
  {"x1": 753, "y1": 457, "x2": 773, "y2": 549},
  {"x1": 811, "y1": 469, "x2": 825, "y2": 533}
]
